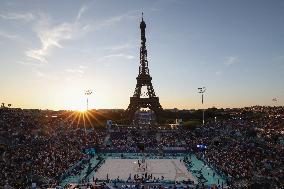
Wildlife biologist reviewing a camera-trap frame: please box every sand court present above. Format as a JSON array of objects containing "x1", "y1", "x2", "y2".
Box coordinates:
[{"x1": 93, "y1": 158, "x2": 197, "y2": 183}]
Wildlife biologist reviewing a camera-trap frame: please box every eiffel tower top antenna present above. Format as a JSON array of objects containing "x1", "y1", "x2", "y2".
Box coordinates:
[{"x1": 139, "y1": 12, "x2": 148, "y2": 76}]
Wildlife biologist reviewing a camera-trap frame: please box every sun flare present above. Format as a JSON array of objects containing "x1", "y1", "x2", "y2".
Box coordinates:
[{"x1": 77, "y1": 107, "x2": 87, "y2": 112}]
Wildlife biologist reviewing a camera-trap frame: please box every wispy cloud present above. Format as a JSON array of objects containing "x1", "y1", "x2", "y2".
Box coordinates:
[
  {"x1": 33, "y1": 70, "x2": 59, "y2": 80},
  {"x1": 150, "y1": 7, "x2": 160, "y2": 12},
  {"x1": 34, "y1": 65, "x2": 87, "y2": 80},
  {"x1": 98, "y1": 53, "x2": 134, "y2": 62},
  {"x1": 35, "y1": 70, "x2": 45, "y2": 78},
  {"x1": 75, "y1": 5, "x2": 88, "y2": 23},
  {"x1": 65, "y1": 65, "x2": 87, "y2": 77},
  {"x1": 24, "y1": 7, "x2": 138, "y2": 64},
  {"x1": 79, "y1": 65, "x2": 87, "y2": 69},
  {"x1": 0, "y1": 12, "x2": 34, "y2": 21},
  {"x1": 25, "y1": 19, "x2": 73, "y2": 63},
  {"x1": 105, "y1": 43, "x2": 133, "y2": 51},
  {"x1": 215, "y1": 70, "x2": 222, "y2": 75},
  {"x1": 224, "y1": 56, "x2": 238, "y2": 66},
  {"x1": 83, "y1": 10, "x2": 139, "y2": 33},
  {"x1": 24, "y1": 5, "x2": 87, "y2": 64},
  {"x1": 103, "y1": 14, "x2": 133, "y2": 27},
  {"x1": 0, "y1": 30, "x2": 18, "y2": 40}
]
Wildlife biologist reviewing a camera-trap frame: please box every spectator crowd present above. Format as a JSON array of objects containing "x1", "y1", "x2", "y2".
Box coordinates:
[{"x1": 0, "y1": 106, "x2": 283, "y2": 188}]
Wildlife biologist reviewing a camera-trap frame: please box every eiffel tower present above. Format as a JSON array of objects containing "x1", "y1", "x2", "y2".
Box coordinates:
[{"x1": 126, "y1": 13, "x2": 163, "y2": 123}]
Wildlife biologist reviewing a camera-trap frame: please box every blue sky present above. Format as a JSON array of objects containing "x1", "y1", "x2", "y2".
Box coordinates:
[{"x1": 0, "y1": 0, "x2": 283, "y2": 110}]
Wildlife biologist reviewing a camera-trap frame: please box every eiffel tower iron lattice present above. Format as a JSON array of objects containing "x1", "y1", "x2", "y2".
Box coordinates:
[{"x1": 126, "y1": 13, "x2": 163, "y2": 122}]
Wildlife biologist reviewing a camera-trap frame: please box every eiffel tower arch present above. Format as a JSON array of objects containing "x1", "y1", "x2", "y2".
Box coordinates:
[{"x1": 126, "y1": 14, "x2": 163, "y2": 123}]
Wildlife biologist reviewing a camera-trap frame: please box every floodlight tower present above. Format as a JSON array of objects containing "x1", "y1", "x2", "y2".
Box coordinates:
[
  {"x1": 85, "y1": 90, "x2": 92, "y2": 111},
  {"x1": 198, "y1": 87, "x2": 206, "y2": 125},
  {"x1": 272, "y1": 98, "x2": 278, "y2": 107}
]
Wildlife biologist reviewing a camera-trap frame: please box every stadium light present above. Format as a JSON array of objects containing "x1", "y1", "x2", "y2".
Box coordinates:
[
  {"x1": 198, "y1": 87, "x2": 206, "y2": 125},
  {"x1": 272, "y1": 97, "x2": 278, "y2": 107},
  {"x1": 85, "y1": 90, "x2": 93, "y2": 111}
]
